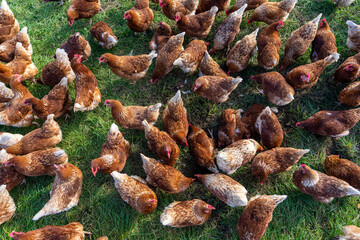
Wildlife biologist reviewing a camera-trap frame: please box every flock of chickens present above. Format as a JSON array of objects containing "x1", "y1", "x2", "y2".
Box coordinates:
[{"x1": 0, "y1": 0, "x2": 360, "y2": 239}]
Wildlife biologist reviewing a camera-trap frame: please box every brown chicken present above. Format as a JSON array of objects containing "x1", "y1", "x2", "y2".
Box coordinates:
[
  {"x1": 0, "y1": 75, "x2": 34, "y2": 127},
  {"x1": 6, "y1": 114, "x2": 62, "y2": 155},
  {"x1": 257, "y1": 21, "x2": 283, "y2": 70},
  {"x1": 0, "y1": 0, "x2": 19, "y2": 43},
  {"x1": 149, "y1": 21, "x2": 172, "y2": 52},
  {"x1": 187, "y1": 124, "x2": 218, "y2": 172},
  {"x1": 251, "y1": 72, "x2": 295, "y2": 106},
  {"x1": 162, "y1": 90, "x2": 188, "y2": 146},
  {"x1": 91, "y1": 123, "x2": 130, "y2": 176},
  {"x1": 32, "y1": 163, "x2": 83, "y2": 220},
  {"x1": 334, "y1": 52, "x2": 360, "y2": 83},
  {"x1": 227, "y1": 28, "x2": 259, "y2": 73},
  {"x1": 124, "y1": 0, "x2": 154, "y2": 33},
  {"x1": 173, "y1": 40, "x2": 207, "y2": 74},
  {"x1": 337, "y1": 225, "x2": 360, "y2": 240},
  {"x1": 0, "y1": 184, "x2": 15, "y2": 225},
  {"x1": 0, "y1": 149, "x2": 24, "y2": 191},
  {"x1": 338, "y1": 81, "x2": 360, "y2": 107},
  {"x1": 67, "y1": 0, "x2": 101, "y2": 27},
  {"x1": 241, "y1": 103, "x2": 266, "y2": 138},
  {"x1": 346, "y1": 20, "x2": 360, "y2": 52},
  {"x1": 293, "y1": 164, "x2": 360, "y2": 203},
  {"x1": 199, "y1": 51, "x2": 228, "y2": 77},
  {"x1": 160, "y1": 199, "x2": 214, "y2": 227},
  {"x1": 90, "y1": 21, "x2": 118, "y2": 49},
  {"x1": 256, "y1": 106, "x2": 283, "y2": 149},
  {"x1": 285, "y1": 53, "x2": 340, "y2": 89},
  {"x1": 195, "y1": 173, "x2": 248, "y2": 207},
  {"x1": 210, "y1": 5, "x2": 247, "y2": 53},
  {"x1": 0, "y1": 82, "x2": 13, "y2": 103},
  {"x1": 104, "y1": 99, "x2": 161, "y2": 130},
  {"x1": 218, "y1": 108, "x2": 250, "y2": 147},
  {"x1": 59, "y1": 32, "x2": 91, "y2": 61},
  {"x1": 159, "y1": 0, "x2": 198, "y2": 20},
  {"x1": 248, "y1": 0, "x2": 297, "y2": 24},
  {"x1": 237, "y1": 195, "x2": 287, "y2": 239},
  {"x1": 310, "y1": 18, "x2": 337, "y2": 62},
  {"x1": 99, "y1": 51, "x2": 157, "y2": 83},
  {"x1": 252, "y1": 147, "x2": 310, "y2": 185},
  {"x1": 196, "y1": 0, "x2": 230, "y2": 13},
  {"x1": 296, "y1": 108, "x2": 360, "y2": 138},
  {"x1": 175, "y1": 6, "x2": 218, "y2": 38},
  {"x1": 226, "y1": 0, "x2": 268, "y2": 14},
  {"x1": 0, "y1": 27, "x2": 32, "y2": 62},
  {"x1": 193, "y1": 75, "x2": 242, "y2": 103},
  {"x1": 111, "y1": 171, "x2": 158, "y2": 214},
  {"x1": 141, "y1": 154, "x2": 194, "y2": 193},
  {"x1": 280, "y1": 14, "x2": 322, "y2": 70}
]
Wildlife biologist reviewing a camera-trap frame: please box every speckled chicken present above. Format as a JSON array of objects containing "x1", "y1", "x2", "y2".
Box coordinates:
[
  {"x1": 160, "y1": 199, "x2": 214, "y2": 227},
  {"x1": 293, "y1": 164, "x2": 360, "y2": 203},
  {"x1": 195, "y1": 173, "x2": 248, "y2": 207},
  {"x1": 90, "y1": 21, "x2": 118, "y2": 49},
  {"x1": 338, "y1": 81, "x2": 360, "y2": 107},
  {"x1": 237, "y1": 195, "x2": 287, "y2": 239},
  {"x1": 216, "y1": 139, "x2": 263, "y2": 175},
  {"x1": 346, "y1": 20, "x2": 360, "y2": 52},
  {"x1": 226, "y1": 0, "x2": 267, "y2": 13},
  {"x1": 149, "y1": 21, "x2": 172, "y2": 52},
  {"x1": 0, "y1": 132, "x2": 22, "y2": 149},
  {"x1": 0, "y1": 149, "x2": 24, "y2": 191},
  {"x1": 141, "y1": 154, "x2": 194, "y2": 193},
  {"x1": 248, "y1": 0, "x2": 297, "y2": 24},
  {"x1": 59, "y1": 32, "x2": 91, "y2": 61},
  {"x1": 111, "y1": 171, "x2": 157, "y2": 214},
  {"x1": 0, "y1": 184, "x2": 15, "y2": 225},
  {"x1": 0, "y1": 82, "x2": 13, "y2": 103},
  {"x1": 334, "y1": 52, "x2": 360, "y2": 83},
  {"x1": 0, "y1": 27, "x2": 32, "y2": 62},
  {"x1": 104, "y1": 99, "x2": 161, "y2": 130},
  {"x1": 337, "y1": 225, "x2": 360, "y2": 240},
  {"x1": 295, "y1": 108, "x2": 360, "y2": 138},
  {"x1": 159, "y1": 0, "x2": 198, "y2": 20},
  {"x1": 124, "y1": 0, "x2": 154, "y2": 33},
  {"x1": 0, "y1": 0, "x2": 19, "y2": 43},
  {"x1": 311, "y1": 18, "x2": 337, "y2": 62},
  {"x1": 67, "y1": 0, "x2": 101, "y2": 27},
  {"x1": 241, "y1": 103, "x2": 266, "y2": 138},
  {"x1": 91, "y1": 123, "x2": 130, "y2": 176},
  {"x1": 196, "y1": 0, "x2": 230, "y2": 13},
  {"x1": 32, "y1": 163, "x2": 83, "y2": 220},
  {"x1": 227, "y1": 28, "x2": 259, "y2": 73},
  {"x1": 252, "y1": 147, "x2": 310, "y2": 185},
  {"x1": 199, "y1": 51, "x2": 228, "y2": 77},
  {"x1": 173, "y1": 40, "x2": 207, "y2": 74}
]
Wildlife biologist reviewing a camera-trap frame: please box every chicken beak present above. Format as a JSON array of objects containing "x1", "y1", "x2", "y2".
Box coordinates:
[
  {"x1": 208, "y1": 205, "x2": 215, "y2": 210},
  {"x1": 91, "y1": 167, "x2": 98, "y2": 177},
  {"x1": 68, "y1": 20, "x2": 73, "y2": 27}
]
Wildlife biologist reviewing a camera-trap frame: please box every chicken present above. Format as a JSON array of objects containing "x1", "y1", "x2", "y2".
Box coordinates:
[
  {"x1": 193, "y1": 75, "x2": 242, "y2": 103},
  {"x1": 338, "y1": 81, "x2": 360, "y2": 107},
  {"x1": 6, "y1": 114, "x2": 62, "y2": 155},
  {"x1": 0, "y1": 27, "x2": 32, "y2": 62},
  {"x1": 0, "y1": 81, "x2": 13, "y2": 103},
  {"x1": 104, "y1": 99, "x2": 161, "y2": 130},
  {"x1": 256, "y1": 106, "x2": 283, "y2": 149},
  {"x1": 141, "y1": 154, "x2": 194, "y2": 193},
  {"x1": 124, "y1": 0, "x2": 154, "y2": 33},
  {"x1": 195, "y1": 173, "x2": 248, "y2": 207},
  {"x1": 99, "y1": 51, "x2": 157, "y2": 83},
  {"x1": 162, "y1": 90, "x2": 188, "y2": 146},
  {"x1": 173, "y1": 39, "x2": 207, "y2": 74},
  {"x1": 216, "y1": 139, "x2": 263, "y2": 175},
  {"x1": 251, "y1": 72, "x2": 295, "y2": 106},
  {"x1": 149, "y1": 21, "x2": 172, "y2": 52},
  {"x1": 59, "y1": 32, "x2": 91, "y2": 61},
  {"x1": 90, "y1": 21, "x2": 118, "y2": 49},
  {"x1": 0, "y1": 149, "x2": 24, "y2": 191},
  {"x1": 346, "y1": 20, "x2": 360, "y2": 52},
  {"x1": 0, "y1": 0, "x2": 19, "y2": 43},
  {"x1": 199, "y1": 51, "x2": 228, "y2": 77},
  {"x1": 337, "y1": 225, "x2": 360, "y2": 240},
  {"x1": 32, "y1": 163, "x2": 83, "y2": 220},
  {"x1": 111, "y1": 171, "x2": 157, "y2": 214},
  {"x1": 280, "y1": 14, "x2": 322, "y2": 70},
  {"x1": 295, "y1": 108, "x2": 360, "y2": 138},
  {"x1": 293, "y1": 164, "x2": 360, "y2": 203},
  {"x1": 237, "y1": 195, "x2": 287, "y2": 239},
  {"x1": 257, "y1": 21, "x2": 283, "y2": 70},
  {"x1": 285, "y1": 53, "x2": 340, "y2": 89},
  {"x1": 91, "y1": 123, "x2": 130, "y2": 176},
  {"x1": 72, "y1": 55, "x2": 101, "y2": 112},
  {"x1": 160, "y1": 199, "x2": 214, "y2": 227},
  {"x1": 218, "y1": 108, "x2": 250, "y2": 147},
  {"x1": 310, "y1": 18, "x2": 337, "y2": 62},
  {"x1": 252, "y1": 147, "x2": 310, "y2": 185},
  {"x1": 175, "y1": 6, "x2": 218, "y2": 38},
  {"x1": 159, "y1": 0, "x2": 198, "y2": 20},
  {"x1": 24, "y1": 77, "x2": 72, "y2": 120},
  {"x1": 209, "y1": 5, "x2": 247, "y2": 53},
  {"x1": 334, "y1": 52, "x2": 360, "y2": 83},
  {"x1": 0, "y1": 42, "x2": 38, "y2": 84},
  {"x1": 196, "y1": 0, "x2": 230, "y2": 13},
  {"x1": 5, "y1": 148, "x2": 68, "y2": 177},
  {"x1": 226, "y1": 0, "x2": 267, "y2": 14},
  {"x1": 0, "y1": 184, "x2": 15, "y2": 225},
  {"x1": 0, "y1": 75, "x2": 34, "y2": 127},
  {"x1": 248, "y1": 0, "x2": 297, "y2": 24},
  {"x1": 67, "y1": 0, "x2": 101, "y2": 27},
  {"x1": 241, "y1": 103, "x2": 266, "y2": 138},
  {"x1": 227, "y1": 28, "x2": 259, "y2": 73},
  {"x1": 0, "y1": 132, "x2": 22, "y2": 149},
  {"x1": 9, "y1": 222, "x2": 87, "y2": 240},
  {"x1": 151, "y1": 32, "x2": 185, "y2": 83},
  {"x1": 187, "y1": 124, "x2": 218, "y2": 172}
]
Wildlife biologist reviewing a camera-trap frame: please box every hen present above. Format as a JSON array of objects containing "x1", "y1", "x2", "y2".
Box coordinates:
[
  {"x1": 0, "y1": 184, "x2": 15, "y2": 225},
  {"x1": 241, "y1": 103, "x2": 266, "y2": 138},
  {"x1": 338, "y1": 81, "x2": 360, "y2": 107},
  {"x1": 337, "y1": 225, "x2": 360, "y2": 240},
  {"x1": 311, "y1": 18, "x2": 337, "y2": 62},
  {"x1": 0, "y1": 27, "x2": 32, "y2": 62},
  {"x1": 0, "y1": 0, "x2": 19, "y2": 43},
  {"x1": 173, "y1": 39, "x2": 207, "y2": 74},
  {"x1": 59, "y1": 32, "x2": 91, "y2": 61},
  {"x1": 0, "y1": 149, "x2": 24, "y2": 191},
  {"x1": 160, "y1": 199, "x2": 214, "y2": 227},
  {"x1": 32, "y1": 163, "x2": 83, "y2": 220},
  {"x1": 199, "y1": 51, "x2": 228, "y2": 77},
  {"x1": 149, "y1": 21, "x2": 172, "y2": 52},
  {"x1": 334, "y1": 52, "x2": 360, "y2": 83},
  {"x1": 104, "y1": 99, "x2": 161, "y2": 129},
  {"x1": 248, "y1": 0, "x2": 297, "y2": 24},
  {"x1": 346, "y1": 20, "x2": 360, "y2": 52},
  {"x1": 226, "y1": 0, "x2": 267, "y2": 13},
  {"x1": 0, "y1": 81, "x2": 13, "y2": 103},
  {"x1": 90, "y1": 21, "x2": 118, "y2": 49},
  {"x1": 293, "y1": 164, "x2": 360, "y2": 203},
  {"x1": 196, "y1": 0, "x2": 230, "y2": 13},
  {"x1": 67, "y1": 0, "x2": 101, "y2": 27},
  {"x1": 111, "y1": 171, "x2": 157, "y2": 214},
  {"x1": 159, "y1": 0, "x2": 198, "y2": 20},
  {"x1": 124, "y1": 0, "x2": 154, "y2": 33}
]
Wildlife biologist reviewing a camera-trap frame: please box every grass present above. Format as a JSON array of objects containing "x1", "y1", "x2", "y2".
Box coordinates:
[{"x1": 1, "y1": 0, "x2": 360, "y2": 239}]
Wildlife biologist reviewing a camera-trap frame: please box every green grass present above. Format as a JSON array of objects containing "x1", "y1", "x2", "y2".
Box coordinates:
[{"x1": 1, "y1": 0, "x2": 360, "y2": 239}]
